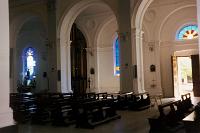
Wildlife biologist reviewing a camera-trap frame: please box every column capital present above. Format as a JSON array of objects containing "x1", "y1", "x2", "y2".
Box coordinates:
[
  {"x1": 62, "y1": 40, "x2": 72, "y2": 48},
  {"x1": 131, "y1": 28, "x2": 144, "y2": 39}
]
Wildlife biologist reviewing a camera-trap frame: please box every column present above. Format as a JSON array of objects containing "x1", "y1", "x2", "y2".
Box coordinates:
[
  {"x1": 0, "y1": 0, "x2": 15, "y2": 128},
  {"x1": 47, "y1": 0, "x2": 57, "y2": 92},
  {"x1": 131, "y1": 28, "x2": 145, "y2": 93},
  {"x1": 117, "y1": 0, "x2": 133, "y2": 93},
  {"x1": 60, "y1": 39, "x2": 72, "y2": 93}
]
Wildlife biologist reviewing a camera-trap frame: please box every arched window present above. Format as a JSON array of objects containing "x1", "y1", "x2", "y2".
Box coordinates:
[
  {"x1": 177, "y1": 25, "x2": 198, "y2": 40},
  {"x1": 114, "y1": 37, "x2": 120, "y2": 76},
  {"x1": 23, "y1": 47, "x2": 36, "y2": 80}
]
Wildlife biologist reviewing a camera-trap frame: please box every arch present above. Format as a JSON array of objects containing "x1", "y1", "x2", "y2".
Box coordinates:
[
  {"x1": 94, "y1": 17, "x2": 118, "y2": 91},
  {"x1": 96, "y1": 16, "x2": 117, "y2": 47},
  {"x1": 12, "y1": 14, "x2": 47, "y2": 92},
  {"x1": 58, "y1": 0, "x2": 118, "y2": 93},
  {"x1": 132, "y1": 0, "x2": 154, "y2": 29},
  {"x1": 130, "y1": 0, "x2": 154, "y2": 93},
  {"x1": 158, "y1": 4, "x2": 196, "y2": 41},
  {"x1": 10, "y1": 12, "x2": 46, "y2": 48}
]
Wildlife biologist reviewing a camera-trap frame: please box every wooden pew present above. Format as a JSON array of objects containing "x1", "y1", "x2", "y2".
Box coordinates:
[
  {"x1": 128, "y1": 92, "x2": 151, "y2": 110},
  {"x1": 49, "y1": 93, "x2": 75, "y2": 126},
  {"x1": 10, "y1": 93, "x2": 37, "y2": 123},
  {"x1": 148, "y1": 101, "x2": 184, "y2": 133},
  {"x1": 73, "y1": 97, "x2": 121, "y2": 128},
  {"x1": 96, "y1": 92, "x2": 108, "y2": 100},
  {"x1": 172, "y1": 93, "x2": 194, "y2": 121},
  {"x1": 31, "y1": 93, "x2": 52, "y2": 124},
  {"x1": 181, "y1": 93, "x2": 194, "y2": 113},
  {"x1": 114, "y1": 92, "x2": 132, "y2": 110}
]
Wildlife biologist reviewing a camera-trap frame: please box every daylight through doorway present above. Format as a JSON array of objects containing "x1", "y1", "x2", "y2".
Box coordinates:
[{"x1": 174, "y1": 56, "x2": 193, "y2": 98}]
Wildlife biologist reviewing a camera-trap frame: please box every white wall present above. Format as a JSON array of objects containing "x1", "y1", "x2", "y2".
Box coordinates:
[
  {"x1": 0, "y1": 0, "x2": 14, "y2": 128},
  {"x1": 142, "y1": 0, "x2": 198, "y2": 97},
  {"x1": 97, "y1": 19, "x2": 119, "y2": 93}
]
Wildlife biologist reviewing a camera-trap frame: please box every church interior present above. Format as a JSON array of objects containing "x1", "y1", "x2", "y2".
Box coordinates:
[{"x1": 1, "y1": 0, "x2": 200, "y2": 132}]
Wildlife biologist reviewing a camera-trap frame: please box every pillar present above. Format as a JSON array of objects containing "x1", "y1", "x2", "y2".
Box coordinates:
[
  {"x1": 0, "y1": 0, "x2": 15, "y2": 128},
  {"x1": 60, "y1": 39, "x2": 72, "y2": 93},
  {"x1": 131, "y1": 28, "x2": 145, "y2": 93},
  {"x1": 47, "y1": 0, "x2": 57, "y2": 92},
  {"x1": 117, "y1": 0, "x2": 134, "y2": 93}
]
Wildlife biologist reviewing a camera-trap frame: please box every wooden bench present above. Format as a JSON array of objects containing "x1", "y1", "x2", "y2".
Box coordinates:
[
  {"x1": 10, "y1": 93, "x2": 37, "y2": 123},
  {"x1": 128, "y1": 92, "x2": 151, "y2": 110},
  {"x1": 49, "y1": 93, "x2": 75, "y2": 126},
  {"x1": 181, "y1": 93, "x2": 194, "y2": 113},
  {"x1": 31, "y1": 93, "x2": 52, "y2": 124},
  {"x1": 149, "y1": 101, "x2": 184, "y2": 133},
  {"x1": 114, "y1": 92, "x2": 132, "y2": 110},
  {"x1": 181, "y1": 100, "x2": 200, "y2": 133},
  {"x1": 73, "y1": 97, "x2": 120, "y2": 129}
]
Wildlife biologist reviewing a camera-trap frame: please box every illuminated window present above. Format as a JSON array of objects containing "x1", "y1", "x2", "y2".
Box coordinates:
[
  {"x1": 114, "y1": 37, "x2": 120, "y2": 76},
  {"x1": 177, "y1": 25, "x2": 198, "y2": 40},
  {"x1": 23, "y1": 47, "x2": 36, "y2": 79}
]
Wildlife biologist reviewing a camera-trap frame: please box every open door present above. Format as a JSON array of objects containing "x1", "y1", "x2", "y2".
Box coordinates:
[
  {"x1": 191, "y1": 55, "x2": 200, "y2": 96},
  {"x1": 172, "y1": 56, "x2": 178, "y2": 97}
]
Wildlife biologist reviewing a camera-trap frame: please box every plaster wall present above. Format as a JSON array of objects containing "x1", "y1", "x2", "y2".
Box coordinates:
[
  {"x1": 96, "y1": 18, "x2": 119, "y2": 93},
  {"x1": 143, "y1": 0, "x2": 198, "y2": 97},
  {"x1": 0, "y1": 0, "x2": 14, "y2": 128}
]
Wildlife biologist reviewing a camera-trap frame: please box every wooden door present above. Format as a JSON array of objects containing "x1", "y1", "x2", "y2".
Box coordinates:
[
  {"x1": 70, "y1": 24, "x2": 87, "y2": 96},
  {"x1": 172, "y1": 56, "x2": 178, "y2": 97},
  {"x1": 191, "y1": 55, "x2": 200, "y2": 96}
]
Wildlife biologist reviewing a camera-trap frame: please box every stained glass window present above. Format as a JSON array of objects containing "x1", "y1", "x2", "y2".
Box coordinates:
[
  {"x1": 114, "y1": 37, "x2": 120, "y2": 76},
  {"x1": 24, "y1": 47, "x2": 36, "y2": 79},
  {"x1": 177, "y1": 25, "x2": 198, "y2": 40}
]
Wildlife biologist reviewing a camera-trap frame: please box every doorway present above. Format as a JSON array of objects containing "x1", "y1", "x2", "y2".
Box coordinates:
[
  {"x1": 173, "y1": 56, "x2": 193, "y2": 98},
  {"x1": 70, "y1": 24, "x2": 87, "y2": 96}
]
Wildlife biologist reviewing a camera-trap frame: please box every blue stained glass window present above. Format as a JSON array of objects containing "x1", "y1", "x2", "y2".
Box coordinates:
[
  {"x1": 114, "y1": 37, "x2": 120, "y2": 76},
  {"x1": 177, "y1": 25, "x2": 198, "y2": 40},
  {"x1": 24, "y1": 47, "x2": 36, "y2": 79}
]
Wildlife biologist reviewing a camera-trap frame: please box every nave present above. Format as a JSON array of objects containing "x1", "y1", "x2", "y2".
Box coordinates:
[{"x1": 2, "y1": 0, "x2": 200, "y2": 132}]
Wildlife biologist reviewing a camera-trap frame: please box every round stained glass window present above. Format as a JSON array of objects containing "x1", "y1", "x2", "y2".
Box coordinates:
[{"x1": 177, "y1": 25, "x2": 198, "y2": 40}]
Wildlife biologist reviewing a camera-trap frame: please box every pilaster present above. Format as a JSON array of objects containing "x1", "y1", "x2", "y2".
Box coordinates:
[{"x1": 0, "y1": 0, "x2": 15, "y2": 128}]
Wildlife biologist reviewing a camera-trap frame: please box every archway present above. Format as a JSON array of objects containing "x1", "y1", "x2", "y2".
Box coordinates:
[
  {"x1": 131, "y1": 0, "x2": 154, "y2": 93},
  {"x1": 133, "y1": 0, "x2": 198, "y2": 97},
  {"x1": 10, "y1": 13, "x2": 47, "y2": 92},
  {"x1": 58, "y1": 0, "x2": 117, "y2": 93},
  {"x1": 14, "y1": 16, "x2": 47, "y2": 93}
]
